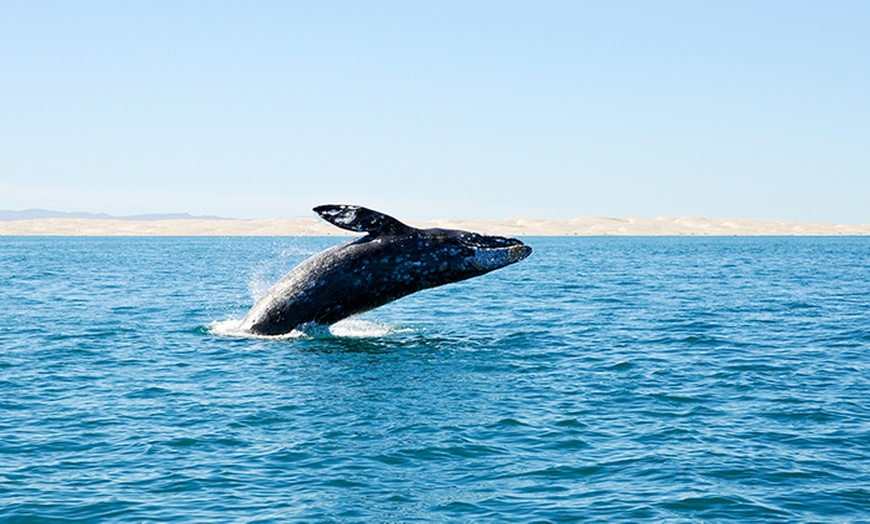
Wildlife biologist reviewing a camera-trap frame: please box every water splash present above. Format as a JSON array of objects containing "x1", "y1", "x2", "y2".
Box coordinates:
[
  {"x1": 207, "y1": 318, "x2": 303, "y2": 340},
  {"x1": 247, "y1": 244, "x2": 320, "y2": 301},
  {"x1": 207, "y1": 317, "x2": 405, "y2": 340},
  {"x1": 328, "y1": 319, "x2": 406, "y2": 338}
]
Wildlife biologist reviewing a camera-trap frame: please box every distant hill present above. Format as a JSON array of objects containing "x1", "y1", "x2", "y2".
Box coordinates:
[{"x1": 0, "y1": 209, "x2": 231, "y2": 221}]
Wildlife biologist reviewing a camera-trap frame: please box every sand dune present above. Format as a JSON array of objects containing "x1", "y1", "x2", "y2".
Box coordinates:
[{"x1": 1, "y1": 216, "x2": 868, "y2": 236}]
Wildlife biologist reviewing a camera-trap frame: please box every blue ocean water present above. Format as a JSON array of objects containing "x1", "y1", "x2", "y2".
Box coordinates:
[{"x1": 1, "y1": 236, "x2": 868, "y2": 522}]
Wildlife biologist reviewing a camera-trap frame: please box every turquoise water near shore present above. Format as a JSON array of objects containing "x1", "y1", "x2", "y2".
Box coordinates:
[{"x1": 1, "y1": 236, "x2": 868, "y2": 522}]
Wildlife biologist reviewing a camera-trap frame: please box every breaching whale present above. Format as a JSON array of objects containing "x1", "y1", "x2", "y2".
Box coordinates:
[{"x1": 239, "y1": 204, "x2": 532, "y2": 335}]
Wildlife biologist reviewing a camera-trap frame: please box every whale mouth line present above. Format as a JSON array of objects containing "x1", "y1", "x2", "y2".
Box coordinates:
[{"x1": 458, "y1": 231, "x2": 525, "y2": 250}]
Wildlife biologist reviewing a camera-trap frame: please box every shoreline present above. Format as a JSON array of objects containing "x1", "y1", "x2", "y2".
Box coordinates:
[{"x1": 1, "y1": 216, "x2": 869, "y2": 236}]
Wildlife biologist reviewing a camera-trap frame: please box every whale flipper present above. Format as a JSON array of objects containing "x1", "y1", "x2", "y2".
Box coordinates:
[{"x1": 314, "y1": 204, "x2": 414, "y2": 236}]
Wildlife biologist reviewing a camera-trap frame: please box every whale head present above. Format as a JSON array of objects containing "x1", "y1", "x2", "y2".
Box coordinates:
[
  {"x1": 457, "y1": 231, "x2": 532, "y2": 271},
  {"x1": 412, "y1": 228, "x2": 532, "y2": 285}
]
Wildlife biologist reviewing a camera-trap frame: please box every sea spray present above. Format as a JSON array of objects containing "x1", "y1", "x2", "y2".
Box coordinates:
[{"x1": 247, "y1": 242, "x2": 321, "y2": 301}]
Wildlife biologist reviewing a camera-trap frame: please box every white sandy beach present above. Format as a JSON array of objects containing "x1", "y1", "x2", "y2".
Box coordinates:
[{"x1": 1, "y1": 216, "x2": 868, "y2": 236}]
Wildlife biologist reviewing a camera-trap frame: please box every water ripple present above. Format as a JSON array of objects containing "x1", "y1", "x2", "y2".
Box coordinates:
[{"x1": 1, "y1": 236, "x2": 868, "y2": 521}]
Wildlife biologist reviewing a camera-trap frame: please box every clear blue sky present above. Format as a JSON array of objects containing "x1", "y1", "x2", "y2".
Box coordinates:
[{"x1": 2, "y1": 1, "x2": 868, "y2": 221}]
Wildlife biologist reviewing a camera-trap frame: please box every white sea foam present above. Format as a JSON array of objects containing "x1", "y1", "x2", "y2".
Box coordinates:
[
  {"x1": 328, "y1": 319, "x2": 406, "y2": 338},
  {"x1": 207, "y1": 317, "x2": 406, "y2": 340}
]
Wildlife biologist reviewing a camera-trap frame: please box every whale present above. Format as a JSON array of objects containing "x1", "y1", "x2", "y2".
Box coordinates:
[{"x1": 239, "y1": 204, "x2": 532, "y2": 335}]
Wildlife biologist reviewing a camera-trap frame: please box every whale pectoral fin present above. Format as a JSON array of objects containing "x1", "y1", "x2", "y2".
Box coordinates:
[{"x1": 313, "y1": 204, "x2": 415, "y2": 236}]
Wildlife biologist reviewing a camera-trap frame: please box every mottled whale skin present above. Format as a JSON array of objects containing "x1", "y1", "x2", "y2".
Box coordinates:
[{"x1": 239, "y1": 205, "x2": 532, "y2": 336}]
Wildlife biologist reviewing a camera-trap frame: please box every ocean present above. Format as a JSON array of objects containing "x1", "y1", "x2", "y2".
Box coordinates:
[{"x1": 1, "y1": 236, "x2": 868, "y2": 522}]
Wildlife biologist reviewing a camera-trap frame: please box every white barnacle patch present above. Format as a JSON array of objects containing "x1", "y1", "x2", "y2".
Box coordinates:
[
  {"x1": 470, "y1": 249, "x2": 510, "y2": 271},
  {"x1": 333, "y1": 209, "x2": 358, "y2": 225}
]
